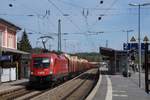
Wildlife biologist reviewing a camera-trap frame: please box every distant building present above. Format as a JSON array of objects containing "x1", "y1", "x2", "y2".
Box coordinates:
[
  {"x1": 100, "y1": 47, "x2": 127, "y2": 74},
  {"x1": 0, "y1": 18, "x2": 21, "y2": 49},
  {"x1": 0, "y1": 18, "x2": 30, "y2": 83}
]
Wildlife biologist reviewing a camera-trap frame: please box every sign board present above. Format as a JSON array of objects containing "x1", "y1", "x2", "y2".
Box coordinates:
[
  {"x1": 123, "y1": 43, "x2": 146, "y2": 50},
  {"x1": 130, "y1": 36, "x2": 136, "y2": 42},
  {"x1": 0, "y1": 55, "x2": 12, "y2": 61}
]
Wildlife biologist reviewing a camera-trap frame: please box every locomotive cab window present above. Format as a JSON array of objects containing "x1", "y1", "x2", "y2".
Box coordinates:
[{"x1": 33, "y1": 57, "x2": 50, "y2": 68}]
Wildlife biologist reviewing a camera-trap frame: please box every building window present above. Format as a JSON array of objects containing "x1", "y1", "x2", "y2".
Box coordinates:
[{"x1": 8, "y1": 33, "x2": 15, "y2": 48}]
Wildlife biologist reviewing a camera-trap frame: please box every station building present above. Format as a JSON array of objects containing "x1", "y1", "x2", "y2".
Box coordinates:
[
  {"x1": 100, "y1": 47, "x2": 128, "y2": 74},
  {"x1": 0, "y1": 18, "x2": 30, "y2": 83}
]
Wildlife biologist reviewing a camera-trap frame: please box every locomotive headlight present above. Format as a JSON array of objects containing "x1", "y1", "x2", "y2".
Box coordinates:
[
  {"x1": 51, "y1": 58, "x2": 54, "y2": 63},
  {"x1": 50, "y1": 71, "x2": 53, "y2": 74},
  {"x1": 30, "y1": 71, "x2": 33, "y2": 75}
]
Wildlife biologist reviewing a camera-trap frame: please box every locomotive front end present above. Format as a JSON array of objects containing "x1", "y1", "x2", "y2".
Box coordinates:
[{"x1": 29, "y1": 54, "x2": 53, "y2": 85}]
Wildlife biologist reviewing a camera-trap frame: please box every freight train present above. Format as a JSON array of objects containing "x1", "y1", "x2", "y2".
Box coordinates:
[{"x1": 29, "y1": 53, "x2": 94, "y2": 86}]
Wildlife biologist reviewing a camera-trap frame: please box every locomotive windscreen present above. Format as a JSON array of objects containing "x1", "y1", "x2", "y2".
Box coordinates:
[{"x1": 33, "y1": 57, "x2": 50, "y2": 68}]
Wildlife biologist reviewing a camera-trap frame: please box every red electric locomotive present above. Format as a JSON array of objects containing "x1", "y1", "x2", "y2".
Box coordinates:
[
  {"x1": 29, "y1": 53, "x2": 68, "y2": 85},
  {"x1": 29, "y1": 53, "x2": 94, "y2": 87}
]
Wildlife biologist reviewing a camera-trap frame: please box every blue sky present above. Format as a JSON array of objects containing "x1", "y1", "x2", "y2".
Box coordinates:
[{"x1": 0, "y1": 0, "x2": 150, "y2": 53}]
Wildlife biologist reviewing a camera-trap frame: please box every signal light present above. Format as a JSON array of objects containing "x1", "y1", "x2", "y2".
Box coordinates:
[{"x1": 30, "y1": 72, "x2": 33, "y2": 75}]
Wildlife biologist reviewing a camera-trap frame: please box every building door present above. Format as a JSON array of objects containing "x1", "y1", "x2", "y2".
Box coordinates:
[
  {"x1": 10, "y1": 68, "x2": 16, "y2": 81},
  {"x1": 1, "y1": 68, "x2": 10, "y2": 82}
]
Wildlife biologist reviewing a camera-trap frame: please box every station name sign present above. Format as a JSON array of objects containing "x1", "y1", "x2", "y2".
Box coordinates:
[{"x1": 123, "y1": 43, "x2": 147, "y2": 50}]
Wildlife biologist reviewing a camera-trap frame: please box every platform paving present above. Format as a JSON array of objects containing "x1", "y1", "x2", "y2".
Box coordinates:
[{"x1": 91, "y1": 68, "x2": 150, "y2": 100}]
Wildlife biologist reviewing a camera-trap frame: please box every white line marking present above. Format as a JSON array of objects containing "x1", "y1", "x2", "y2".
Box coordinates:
[
  {"x1": 113, "y1": 90, "x2": 127, "y2": 93},
  {"x1": 113, "y1": 94, "x2": 128, "y2": 97},
  {"x1": 105, "y1": 75, "x2": 112, "y2": 100},
  {"x1": 86, "y1": 71, "x2": 102, "y2": 100}
]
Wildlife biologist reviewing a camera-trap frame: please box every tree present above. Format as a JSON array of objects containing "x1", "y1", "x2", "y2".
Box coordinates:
[
  {"x1": 19, "y1": 30, "x2": 32, "y2": 52},
  {"x1": 72, "y1": 52, "x2": 101, "y2": 62}
]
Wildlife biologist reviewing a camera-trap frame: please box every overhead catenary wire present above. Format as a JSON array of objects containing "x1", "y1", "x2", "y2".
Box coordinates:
[
  {"x1": 12, "y1": 0, "x2": 54, "y2": 34},
  {"x1": 57, "y1": 0, "x2": 83, "y2": 9},
  {"x1": 2, "y1": 12, "x2": 147, "y2": 17},
  {"x1": 89, "y1": 0, "x2": 119, "y2": 28},
  {"x1": 47, "y1": 0, "x2": 82, "y2": 32},
  {"x1": 7, "y1": 0, "x2": 60, "y2": 33},
  {"x1": 81, "y1": 7, "x2": 99, "y2": 52},
  {"x1": 47, "y1": 16, "x2": 58, "y2": 32},
  {"x1": 57, "y1": 0, "x2": 122, "y2": 11}
]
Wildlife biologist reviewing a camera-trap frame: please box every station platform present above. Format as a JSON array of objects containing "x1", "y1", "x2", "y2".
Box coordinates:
[
  {"x1": 86, "y1": 68, "x2": 150, "y2": 100},
  {"x1": 0, "y1": 79, "x2": 28, "y2": 92}
]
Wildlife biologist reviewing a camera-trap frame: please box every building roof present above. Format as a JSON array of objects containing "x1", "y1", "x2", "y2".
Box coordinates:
[
  {"x1": 100, "y1": 47, "x2": 115, "y2": 56},
  {"x1": 2, "y1": 47, "x2": 29, "y2": 55},
  {"x1": 0, "y1": 18, "x2": 21, "y2": 30},
  {"x1": 100, "y1": 47, "x2": 127, "y2": 57}
]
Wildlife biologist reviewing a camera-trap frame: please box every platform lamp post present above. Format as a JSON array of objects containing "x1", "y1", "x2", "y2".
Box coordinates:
[{"x1": 129, "y1": 2, "x2": 150, "y2": 88}]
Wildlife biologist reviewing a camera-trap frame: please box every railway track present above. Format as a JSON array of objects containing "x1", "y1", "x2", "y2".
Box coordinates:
[
  {"x1": 62, "y1": 71, "x2": 98, "y2": 100},
  {"x1": 0, "y1": 87, "x2": 30, "y2": 100},
  {"x1": 15, "y1": 90, "x2": 45, "y2": 100},
  {"x1": 0, "y1": 86, "x2": 50, "y2": 100},
  {"x1": 31, "y1": 68, "x2": 99, "y2": 100},
  {"x1": 0, "y1": 68, "x2": 99, "y2": 100}
]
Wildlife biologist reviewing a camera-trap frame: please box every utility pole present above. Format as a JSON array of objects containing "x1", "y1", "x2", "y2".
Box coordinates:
[
  {"x1": 138, "y1": 4, "x2": 142, "y2": 88},
  {"x1": 106, "y1": 40, "x2": 108, "y2": 48},
  {"x1": 58, "y1": 19, "x2": 61, "y2": 52},
  {"x1": 144, "y1": 36, "x2": 149, "y2": 93},
  {"x1": 144, "y1": 40, "x2": 149, "y2": 93},
  {"x1": 129, "y1": 3, "x2": 150, "y2": 88}
]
